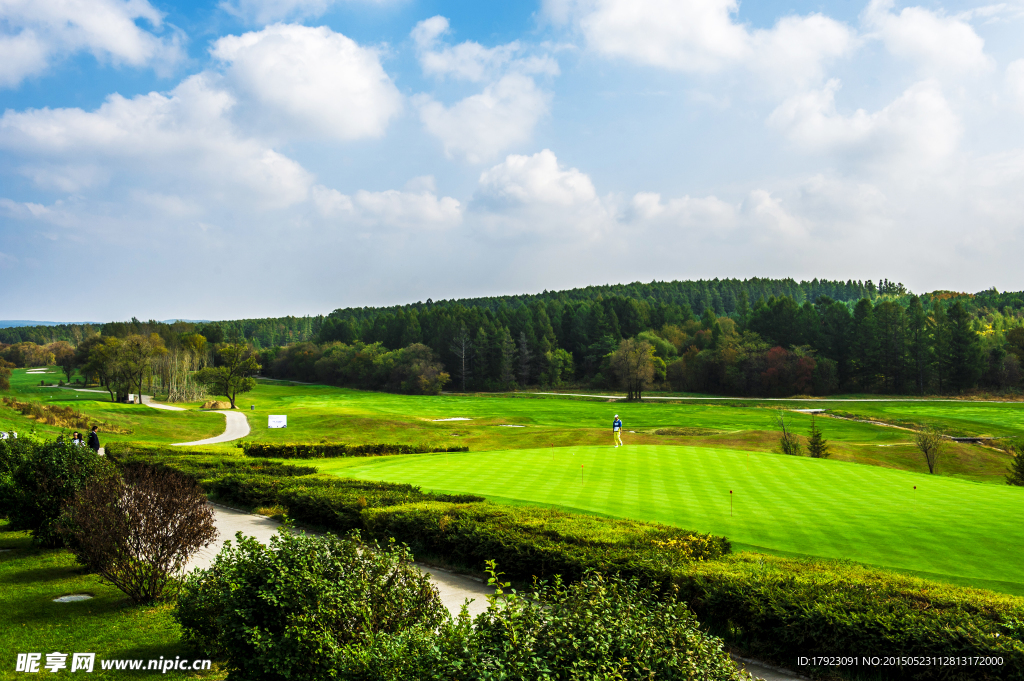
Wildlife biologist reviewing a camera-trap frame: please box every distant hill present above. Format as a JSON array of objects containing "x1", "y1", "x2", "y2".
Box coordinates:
[{"x1": 0, "y1": 319, "x2": 208, "y2": 329}]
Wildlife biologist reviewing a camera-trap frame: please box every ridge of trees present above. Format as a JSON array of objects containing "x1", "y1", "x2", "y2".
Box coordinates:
[{"x1": 3, "y1": 278, "x2": 1024, "y2": 397}]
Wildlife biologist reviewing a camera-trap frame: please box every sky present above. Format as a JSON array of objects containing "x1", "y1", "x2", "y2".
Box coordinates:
[{"x1": 2, "y1": 0, "x2": 1024, "y2": 321}]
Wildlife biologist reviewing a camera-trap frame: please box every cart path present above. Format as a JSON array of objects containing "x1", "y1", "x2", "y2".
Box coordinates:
[
  {"x1": 133, "y1": 394, "x2": 251, "y2": 446},
  {"x1": 190, "y1": 505, "x2": 794, "y2": 680}
]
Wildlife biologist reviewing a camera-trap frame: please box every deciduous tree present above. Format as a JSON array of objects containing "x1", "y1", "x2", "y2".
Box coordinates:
[
  {"x1": 915, "y1": 428, "x2": 945, "y2": 474},
  {"x1": 196, "y1": 344, "x2": 261, "y2": 408},
  {"x1": 610, "y1": 338, "x2": 655, "y2": 400}
]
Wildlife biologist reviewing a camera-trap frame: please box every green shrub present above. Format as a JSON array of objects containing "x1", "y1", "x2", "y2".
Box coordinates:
[
  {"x1": 333, "y1": 570, "x2": 749, "y2": 681},
  {"x1": 675, "y1": 553, "x2": 1024, "y2": 679},
  {"x1": 0, "y1": 435, "x2": 31, "y2": 518},
  {"x1": 175, "y1": 529, "x2": 448, "y2": 680},
  {"x1": 8, "y1": 438, "x2": 115, "y2": 546},
  {"x1": 362, "y1": 501, "x2": 729, "y2": 583},
  {"x1": 239, "y1": 442, "x2": 469, "y2": 459}
]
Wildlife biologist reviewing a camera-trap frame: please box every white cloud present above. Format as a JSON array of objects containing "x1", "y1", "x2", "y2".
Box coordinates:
[
  {"x1": 0, "y1": 74, "x2": 314, "y2": 209},
  {"x1": 768, "y1": 79, "x2": 961, "y2": 171},
  {"x1": 478, "y1": 149, "x2": 596, "y2": 206},
  {"x1": 412, "y1": 15, "x2": 558, "y2": 82},
  {"x1": 416, "y1": 74, "x2": 551, "y2": 163},
  {"x1": 0, "y1": 0, "x2": 183, "y2": 88},
  {"x1": 863, "y1": 0, "x2": 993, "y2": 76},
  {"x1": 219, "y1": 0, "x2": 392, "y2": 25},
  {"x1": 211, "y1": 24, "x2": 402, "y2": 141},
  {"x1": 312, "y1": 185, "x2": 462, "y2": 230},
  {"x1": 1007, "y1": 60, "x2": 1024, "y2": 113},
  {"x1": 543, "y1": 0, "x2": 853, "y2": 86}
]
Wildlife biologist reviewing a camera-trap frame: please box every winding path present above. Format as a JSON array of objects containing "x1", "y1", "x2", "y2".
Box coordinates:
[{"x1": 134, "y1": 394, "x2": 251, "y2": 446}]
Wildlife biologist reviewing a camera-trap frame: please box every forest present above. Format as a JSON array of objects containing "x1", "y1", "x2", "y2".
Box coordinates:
[{"x1": 3, "y1": 277, "x2": 1024, "y2": 396}]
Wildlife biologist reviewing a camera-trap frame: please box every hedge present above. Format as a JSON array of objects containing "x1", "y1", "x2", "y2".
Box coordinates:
[
  {"x1": 114, "y1": 445, "x2": 1024, "y2": 680},
  {"x1": 239, "y1": 442, "x2": 470, "y2": 459}
]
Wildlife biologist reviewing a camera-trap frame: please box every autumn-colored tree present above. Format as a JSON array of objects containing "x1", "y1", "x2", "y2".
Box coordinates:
[{"x1": 48, "y1": 341, "x2": 78, "y2": 382}]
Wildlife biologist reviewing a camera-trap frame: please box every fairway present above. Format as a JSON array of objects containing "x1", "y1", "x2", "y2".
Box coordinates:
[{"x1": 323, "y1": 445, "x2": 1024, "y2": 592}]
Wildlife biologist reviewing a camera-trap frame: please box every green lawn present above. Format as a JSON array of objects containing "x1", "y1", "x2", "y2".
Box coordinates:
[
  {"x1": 0, "y1": 523, "x2": 223, "y2": 679},
  {"x1": 319, "y1": 445, "x2": 1024, "y2": 594}
]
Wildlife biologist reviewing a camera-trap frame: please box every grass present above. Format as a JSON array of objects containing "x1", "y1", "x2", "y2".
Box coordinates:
[
  {"x1": 0, "y1": 522, "x2": 224, "y2": 680},
  {"x1": 316, "y1": 444, "x2": 1024, "y2": 595}
]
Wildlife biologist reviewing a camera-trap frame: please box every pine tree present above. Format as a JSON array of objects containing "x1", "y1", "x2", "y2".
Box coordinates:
[
  {"x1": 1007, "y1": 441, "x2": 1024, "y2": 486},
  {"x1": 807, "y1": 415, "x2": 830, "y2": 458}
]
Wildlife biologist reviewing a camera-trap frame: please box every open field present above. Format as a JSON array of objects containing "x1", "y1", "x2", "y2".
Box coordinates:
[{"x1": 319, "y1": 445, "x2": 1024, "y2": 594}]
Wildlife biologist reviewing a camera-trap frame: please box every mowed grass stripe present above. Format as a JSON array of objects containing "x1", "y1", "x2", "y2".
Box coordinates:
[{"x1": 326, "y1": 445, "x2": 1024, "y2": 589}]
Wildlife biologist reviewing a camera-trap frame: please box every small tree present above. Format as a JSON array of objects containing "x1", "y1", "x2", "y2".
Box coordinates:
[
  {"x1": 1005, "y1": 440, "x2": 1024, "y2": 486},
  {"x1": 773, "y1": 411, "x2": 802, "y2": 456},
  {"x1": 915, "y1": 428, "x2": 946, "y2": 474},
  {"x1": 449, "y1": 324, "x2": 472, "y2": 392},
  {"x1": 806, "y1": 414, "x2": 830, "y2": 458},
  {"x1": 65, "y1": 464, "x2": 218, "y2": 603},
  {"x1": 0, "y1": 358, "x2": 12, "y2": 391},
  {"x1": 196, "y1": 344, "x2": 261, "y2": 408},
  {"x1": 49, "y1": 341, "x2": 78, "y2": 383}
]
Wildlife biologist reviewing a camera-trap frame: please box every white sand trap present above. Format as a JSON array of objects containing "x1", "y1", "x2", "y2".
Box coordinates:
[
  {"x1": 432, "y1": 417, "x2": 472, "y2": 421},
  {"x1": 497, "y1": 425, "x2": 525, "y2": 428},
  {"x1": 53, "y1": 594, "x2": 93, "y2": 602}
]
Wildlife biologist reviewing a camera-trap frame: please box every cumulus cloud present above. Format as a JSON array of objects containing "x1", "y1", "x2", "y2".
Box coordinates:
[
  {"x1": 312, "y1": 184, "x2": 462, "y2": 230},
  {"x1": 412, "y1": 15, "x2": 558, "y2": 82},
  {"x1": 211, "y1": 24, "x2": 402, "y2": 141},
  {"x1": 768, "y1": 79, "x2": 961, "y2": 171},
  {"x1": 863, "y1": 0, "x2": 993, "y2": 76},
  {"x1": 412, "y1": 17, "x2": 557, "y2": 163},
  {"x1": 477, "y1": 149, "x2": 596, "y2": 206},
  {"x1": 542, "y1": 0, "x2": 854, "y2": 87},
  {"x1": 416, "y1": 75, "x2": 551, "y2": 164},
  {"x1": 1007, "y1": 60, "x2": 1024, "y2": 113},
  {"x1": 219, "y1": 0, "x2": 393, "y2": 25},
  {"x1": 0, "y1": 74, "x2": 313, "y2": 209},
  {"x1": 0, "y1": 0, "x2": 183, "y2": 88}
]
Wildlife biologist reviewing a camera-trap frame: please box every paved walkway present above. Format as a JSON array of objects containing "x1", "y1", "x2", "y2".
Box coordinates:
[
  {"x1": 190, "y1": 505, "x2": 793, "y2": 679},
  {"x1": 132, "y1": 394, "x2": 251, "y2": 446}
]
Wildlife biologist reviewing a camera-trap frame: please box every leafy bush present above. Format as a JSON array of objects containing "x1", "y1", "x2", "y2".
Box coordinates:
[
  {"x1": 62, "y1": 464, "x2": 218, "y2": 603},
  {"x1": 8, "y1": 438, "x2": 114, "y2": 546},
  {"x1": 675, "y1": 553, "x2": 1024, "y2": 680},
  {"x1": 333, "y1": 570, "x2": 749, "y2": 681},
  {"x1": 362, "y1": 501, "x2": 729, "y2": 584},
  {"x1": 0, "y1": 434, "x2": 30, "y2": 518},
  {"x1": 175, "y1": 529, "x2": 448, "y2": 680},
  {"x1": 239, "y1": 442, "x2": 469, "y2": 459}
]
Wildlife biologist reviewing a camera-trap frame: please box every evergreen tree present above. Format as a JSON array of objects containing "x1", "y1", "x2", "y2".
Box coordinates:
[
  {"x1": 930, "y1": 301, "x2": 951, "y2": 393},
  {"x1": 905, "y1": 296, "x2": 928, "y2": 394},
  {"x1": 1007, "y1": 441, "x2": 1024, "y2": 486},
  {"x1": 806, "y1": 415, "x2": 830, "y2": 458},
  {"x1": 498, "y1": 327, "x2": 517, "y2": 389},
  {"x1": 947, "y1": 300, "x2": 983, "y2": 392},
  {"x1": 850, "y1": 298, "x2": 878, "y2": 390}
]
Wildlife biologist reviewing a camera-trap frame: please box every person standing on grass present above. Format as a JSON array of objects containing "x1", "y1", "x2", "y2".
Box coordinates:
[
  {"x1": 88, "y1": 425, "x2": 100, "y2": 453},
  {"x1": 613, "y1": 414, "x2": 623, "y2": 447}
]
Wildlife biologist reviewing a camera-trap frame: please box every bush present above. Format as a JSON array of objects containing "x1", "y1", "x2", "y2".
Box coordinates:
[
  {"x1": 8, "y1": 438, "x2": 114, "y2": 546},
  {"x1": 175, "y1": 529, "x2": 448, "y2": 680},
  {"x1": 0, "y1": 434, "x2": 30, "y2": 518},
  {"x1": 62, "y1": 464, "x2": 218, "y2": 603},
  {"x1": 239, "y1": 442, "x2": 469, "y2": 459},
  {"x1": 362, "y1": 501, "x2": 729, "y2": 583},
  {"x1": 674, "y1": 553, "x2": 1024, "y2": 680}
]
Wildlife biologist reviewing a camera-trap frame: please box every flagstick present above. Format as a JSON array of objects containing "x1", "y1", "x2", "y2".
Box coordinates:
[{"x1": 730, "y1": 490, "x2": 733, "y2": 517}]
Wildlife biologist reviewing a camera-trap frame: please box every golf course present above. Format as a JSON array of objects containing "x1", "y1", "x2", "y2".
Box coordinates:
[{"x1": 4, "y1": 367, "x2": 1023, "y2": 594}]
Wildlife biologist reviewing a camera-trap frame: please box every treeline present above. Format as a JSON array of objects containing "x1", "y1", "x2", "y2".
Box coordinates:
[{"x1": 5, "y1": 278, "x2": 1024, "y2": 396}]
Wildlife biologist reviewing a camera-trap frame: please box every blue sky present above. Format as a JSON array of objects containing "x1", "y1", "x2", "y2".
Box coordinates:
[{"x1": 2, "y1": 0, "x2": 1024, "y2": 320}]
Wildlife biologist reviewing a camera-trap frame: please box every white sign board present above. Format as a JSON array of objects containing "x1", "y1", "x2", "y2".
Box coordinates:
[{"x1": 268, "y1": 415, "x2": 287, "y2": 429}]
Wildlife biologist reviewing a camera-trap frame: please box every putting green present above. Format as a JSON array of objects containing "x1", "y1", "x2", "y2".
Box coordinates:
[{"x1": 324, "y1": 445, "x2": 1024, "y2": 591}]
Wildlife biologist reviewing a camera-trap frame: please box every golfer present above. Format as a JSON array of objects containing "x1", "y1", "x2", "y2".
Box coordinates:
[{"x1": 613, "y1": 414, "x2": 623, "y2": 447}]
